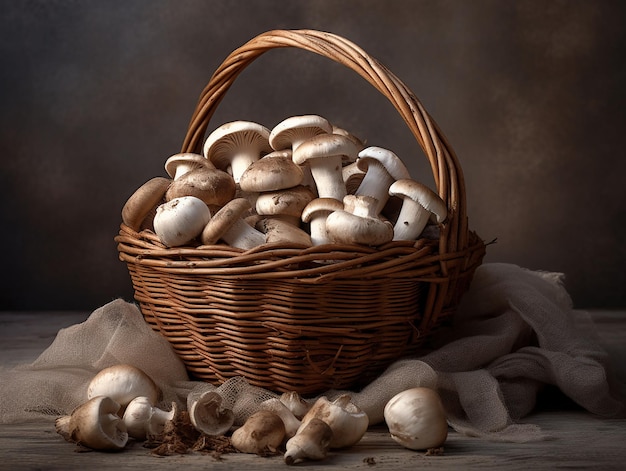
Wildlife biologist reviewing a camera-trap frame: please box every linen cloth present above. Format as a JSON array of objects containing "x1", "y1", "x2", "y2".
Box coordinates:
[{"x1": 0, "y1": 263, "x2": 623, "y2": 442}]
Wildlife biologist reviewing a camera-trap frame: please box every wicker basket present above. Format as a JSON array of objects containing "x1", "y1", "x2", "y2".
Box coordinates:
[{"x1": 115, "y1": 29, "x2": 486, "y2": 395}]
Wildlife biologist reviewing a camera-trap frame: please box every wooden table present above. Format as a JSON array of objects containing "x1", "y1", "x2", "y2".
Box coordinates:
[{"x1": 1, "y1": 310, "x2": 625, "y2": 470}]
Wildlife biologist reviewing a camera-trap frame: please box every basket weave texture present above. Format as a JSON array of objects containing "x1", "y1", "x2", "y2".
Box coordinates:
[{"x1": 115, "y1": 29, "x2": 486, "y2": 395}]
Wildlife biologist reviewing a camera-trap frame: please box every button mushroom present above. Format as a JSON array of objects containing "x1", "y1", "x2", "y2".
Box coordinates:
[
  {"x1": 388, "y1": 178, "x2": 448, "y2": 241},
  {"x1": 269, "y1": 114, "x2": 333, "y2": 153},
  {"x1": 122, "y1": 396, "x2": 178, "y2": 440},
  {"x1": 325, "y1": 195, "x2": 394, "y2": 246},
  {"x1": 153, "y1": 196, "x2": 212, "y2": 247},
  {"x1": 230, "y1": 410, "x2": 286, "y2": 456},
  {"x1": 255, "y1": 185, "x2": 316, "y2": 227},
  {"x1": 383, "y1": 387, "x2": 448, "y2": 450},
  {"x1": 239, "y1": 152, "x2": 304, "y2": 193},
  {"x1": 164, "y1": 152, "x2": 213, "y2": 180},
  {"x1": 203, "y1": 121, "x2": 272, "y2": 184},
  {"x1": 187, "y1": 389, "x2": 235, "y2": 436},
  {"x1": 259, "y1": 397, "x2": 302, "y2": 439},
  {"x1": 87, "y1": 364, "x2": 160, "y2": 411},
  {"x1": 121, "y1": 177, "x2": 171, "y2": 232},
  {"x1": 284, "y1": 418, "x2": 333, "y2": 465},
  {"x1": 299, "y1": 394, "x2": 369, "y2": 449},
  {"x1": 280, "y1": 391, "x2": 312, "y2": 420},
  {"x1": 165, "y1": 165, "x2": 236, "y2": 209},
  {"x1": 292, "y1": 133, "x2": 357, "y2": 200},
  {"x1": 355, "y1": 146, "x2": 411, "y2": 214},
  {"x1": 63, "y1": 396, "x2": 129, "y2": 451},
  {"x1": 301, "y1": 197, "x2": 344, "y2": 246},
  {"x1": 200, "y1": 197, "x2": 265, "y2": 250},
  {"x1": 255, "y1": 217, "x2": 313, "y2": 247}
]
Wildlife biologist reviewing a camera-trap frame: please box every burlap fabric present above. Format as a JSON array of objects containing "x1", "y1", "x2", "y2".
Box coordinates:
[{"x1": 1, "y1": 263, "x2": 623, "y2": 442}]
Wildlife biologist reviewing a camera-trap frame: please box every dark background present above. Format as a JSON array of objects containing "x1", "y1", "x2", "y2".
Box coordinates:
[{"x1": 2, "y1": 0, "x2": 625, "y2": 311}]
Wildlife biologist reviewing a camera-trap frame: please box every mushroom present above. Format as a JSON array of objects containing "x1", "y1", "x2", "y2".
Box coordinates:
[
  {"x1": 256, "y1": 217, "x2": 313, "y2": 247},
  {"x1": 187, "y1": 389, "x2": 235, "y2": 436},
  {"x1": 259, "y1": 397, "x2": 302, "y2": 439},
  {"x1": 121, "y1": 177, "x2": 171, "y2": 232},
  {"x1": 299, "y1": 394, "x2": 369, "y2": 449},
  {"x1": 325, "y1": 195, "x2": 394, "y2": 246},
  {"x1": 230, "y1": 410, "x2": 286, "y2": 456},
  {"x1": 165, "y1": 165, "x2": 236, "y2": 209},
  {"x1": 284, "y1": 417, "x2": 333, "y2": 465},
  {"x1": 388, "y1": 179, "x2": 448, "y2": 241},
  {"x1": 301, "y1": 197, "x2": 344, "y2": 246},
  {"x1": 342, "y1": 161, "x2": 366, "y2": 195},
  {"x1": 122, "y1": 396, "x2": 178, "y2": 440},
  {"x1": 280, "y1": 391, "x2": 312, "y2": 420},
  {"x1": 292, "y1": 133, "x2": 358, "y2": 200},
  {"x1": 255, "y1": 185, "x2": 316, "y2": 226},
  {"x1": 239, "y1": 152, "x2": 304, "y2": 193},
  {"x1": 203, "y1": 121, "x2": 272, "y2": 183},
  {"x1": 60, "y1": 396, "x2": 129, "y2": 451},
  {"x1": 355, "y1": 146, "x2": 411, "y2": 214},
  {"x1": 200, "y1": 198, "x2": 265, "y2": 250},
  {"x1": 269, "y1": 115, "x2": 333, "y2": 153},
  {"x1": 153, "y1": 196, "x2": 211, "y2": 247},
  {"x1": 87, "y1": 364, "x2": 160, "y2": 411},
  {"x1": 383, "y1": 387, "x2": 448, "y2": 450},
  {"x1": 332, "y1": 124, "x2": 366, "y2": 154},
  {"x1": 164, "y1": 153, "x2": 213, "y2": 180}
]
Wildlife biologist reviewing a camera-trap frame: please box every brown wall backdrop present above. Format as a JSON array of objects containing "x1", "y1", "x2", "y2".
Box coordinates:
[{"x1": 2, "y1": 0, "x2": 625, "y2": 310}]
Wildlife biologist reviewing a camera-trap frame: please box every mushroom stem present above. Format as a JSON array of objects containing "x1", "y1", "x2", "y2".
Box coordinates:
[
  {"x1": 354, "y1": 162, "x2": 395, "y2": 214},
  {"x1": 393, "y1": 205, "x2": 431, "y2": 241},
  {"x1": 220, "y1": 218, "x2": 265, "y2": 250}
]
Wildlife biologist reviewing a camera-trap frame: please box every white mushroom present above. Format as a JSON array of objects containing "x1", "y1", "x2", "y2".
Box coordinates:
[
  {"x1": 164, "y1": 153, "x2": 213, "y2": 180},
  {"x1": 299, "y1": 394, "x2": 369, "y2": 449},
  {"x1": 121, "y1": 177, "x2": 171, "y2": 231},
  {"x1": 203, "y1": 121, "x2": 272, "y2": 183},
  {"x1": 153, "y1": 196, "x2": 211, "y2": 247},
  {"x1": 284, "y1": 418, "x2": 333, "y2": 465},
  {"x1": 342, "y1": 161, "x2": 366, "y2": 195},
  {"x1": 383, "y1": 387, "x2": 448, "y2": 450},
  {"x1": 122, "y1": 396, "x2": 178, "y2": 440},
  {"x1": 325, "y1": 195, "x2": 394, "y2": 246},
  {"x1": 388, "y1": 179, "x2": 448, "y2": 241},
  {"x1": 292, "y1": 133, "x2": 357, "y2": 200},
  {"x1": 280, "y1": 391, "x2": 312, "y2": 420},
  {"x1": 187, "y1": 389, "x2": 235, "y2": 436},
  {"x1": 269, "y1": 115, "x2": 332, "y2": 153},
  {"x1": 230, "y1": 410, "x2": 286, "y2": 455},
  {"x1": 87, "y1": 364, "x2": 160, "y2": 410},
  {"x1": 355, "y1": 146, "x2": 411, "y2": 214},
  {"x1": 200, "y1": 198, "x2": 265, "y2": 250},
  {"x1": 301, "y1": 197, "x2": 344, "y2": 246},
  {"x1": 61, "y1": 396, "x2": 129, "y2": 451}
]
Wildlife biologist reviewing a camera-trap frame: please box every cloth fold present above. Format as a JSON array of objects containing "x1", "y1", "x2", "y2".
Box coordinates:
[{"x1": 1, "y1": 263, "x2": 623, "y2": 442}]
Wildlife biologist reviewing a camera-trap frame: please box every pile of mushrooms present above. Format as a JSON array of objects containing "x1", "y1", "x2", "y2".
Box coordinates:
[{"x1": 122, "y1": 115, "x2": 448, "y2": 250}]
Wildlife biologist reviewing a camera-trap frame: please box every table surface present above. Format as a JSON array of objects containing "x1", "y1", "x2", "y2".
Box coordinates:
[{"x1": 1, "y1": 309, "x2": 625, "y2": 470}]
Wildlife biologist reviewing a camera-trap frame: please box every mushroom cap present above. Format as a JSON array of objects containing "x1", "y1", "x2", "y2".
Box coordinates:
[
  {"x1": 255, "y1": 185, "x2": 316, "y2": 218},
  {"x1": 165, "y1": 166, "x2": 236, "y2": 207},
  {"x1": 153, "y1": 196, "x2": 212, "y2": 247},
  {"x1": 301, "y1": 197, "x2": 344, "y2": 223},
  {"x1": 68, "y1": 396, "x2": 128, "y2": 451},
  {"x1": 187, "y1": 390, "x2": 235, "y2": 436},
  {"x1": 269, "y1": 115, "x2": 333, "y2": 151},
  {"x1": 239, "y1": 155, "x2": 304, "y2": 192},
  {"x1": 200, "y1": 197, "x2": 252, "y2": 246},
  {"x1": 203, "y1": 121, "x2": 272, "y2": 170},
  {"x1": 325, "y1": 209, "x2": 393, "y2": 246},
  {"x1": 356, "y1": 146, "x2": 411, "y2": 181},
  {"x1": 256, "y1": 217, "x2": 313, "y2": 247},
  {"x1": 332, "y1": 125, "x2": 366, "y2": 154},
  {"x1": 121, "y1": 177, "x2": 171, "y2": 231},
  {"x1": 388, "y1": 179, "x2": 448, "y2": 223},
  {"x1": 164, "y1": 153, "x2": 213, "y2": 180},
  {"x1": 292, "y1": 133, "x2": 359, "y2": 166},
  {"x1": 87, "y1": 364, "x2": 160, "y2": 408}
]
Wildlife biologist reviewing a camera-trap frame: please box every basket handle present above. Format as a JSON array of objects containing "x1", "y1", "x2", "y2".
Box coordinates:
[{"x1": 181, "y1": 29, "x2": 469, "y2": 254}]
